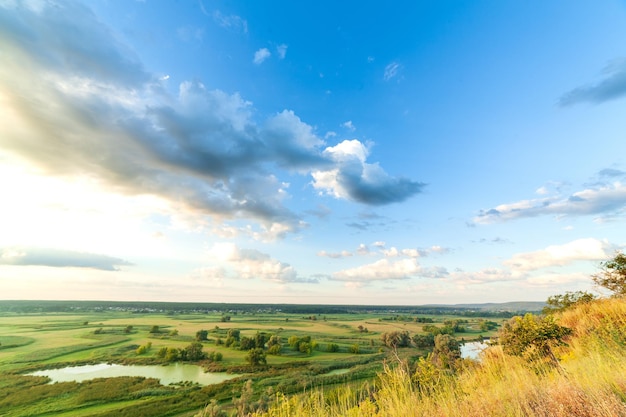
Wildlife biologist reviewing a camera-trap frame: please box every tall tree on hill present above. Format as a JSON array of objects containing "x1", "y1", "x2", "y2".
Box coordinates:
[{"x1": 592, "y1": 252, "x2": 626, "y2": 297}]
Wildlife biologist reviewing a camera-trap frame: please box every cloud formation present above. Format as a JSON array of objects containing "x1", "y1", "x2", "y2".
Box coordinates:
[
  {"x1": 451, "y1": 238, "x2": 615, "y2": 287},
  {"x1": 253, "y1": 48, "x2": 271, "y2": 64},
  {"x1": 312, "y1": 140, "x2": 425, "y2": 205},
  {"x1": 502, "y1": 238, "x2": 612, "y2": 271},
  {"x1": 474, "y1": 175, "x2": 626, "y2": 224},
  {"x1": 0, "y1": 247, "x2": 131, "y2": 271},
  {"x1": 207, "y1": 243, "x2": 317, "y2": 283},
  {"x1": 0, "y1": 1, "x2": 422, "y2": 238},
  {"x1": 560, "y1": 60, "x2": 626, "y2": 106},
  {"x1": 332, "y1": 258, "x2": 421, "y2": 282}
]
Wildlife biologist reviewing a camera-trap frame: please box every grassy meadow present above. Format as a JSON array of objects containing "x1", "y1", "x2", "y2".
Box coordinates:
[{"x1": 0, "y1": 301, "x2": 508, "y2": 417}]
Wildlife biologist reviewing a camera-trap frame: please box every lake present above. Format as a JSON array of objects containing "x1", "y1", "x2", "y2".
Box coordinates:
[{"x1": 28, "y1": 363, "x2": 241, "y2": 386}]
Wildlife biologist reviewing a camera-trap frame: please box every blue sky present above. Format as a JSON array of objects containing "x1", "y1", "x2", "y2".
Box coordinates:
[{"x1": 1, "y1": 0, "x2": 626, "y2": 304}]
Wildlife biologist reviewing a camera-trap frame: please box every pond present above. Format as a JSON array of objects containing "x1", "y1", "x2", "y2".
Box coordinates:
[
  {"x1": 460, "y1": 341, "x2": 489, "y2": 360},
  {"x1": 28, "y1": 363, "x2": 242, "y2": 386},
  {"x1": 322, "y1": 368, "x2": 350, "y2": 376}
]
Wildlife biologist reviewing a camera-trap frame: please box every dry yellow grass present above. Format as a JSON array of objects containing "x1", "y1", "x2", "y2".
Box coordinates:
[{"x1": 253, "y1": 298, "x2": 626, "y2": 417}]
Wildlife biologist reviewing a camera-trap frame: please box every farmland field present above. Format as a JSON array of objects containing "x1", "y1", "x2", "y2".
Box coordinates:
[{"x1": 0, "y1": 300, "x2": 528, "y2": 416}]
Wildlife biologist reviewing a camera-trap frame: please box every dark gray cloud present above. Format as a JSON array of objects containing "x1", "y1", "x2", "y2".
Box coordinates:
[
  {"x1": 0, "y1": 1, "x2": 422, "y2": 238},
  {"x1": 0, "y1": 247, "x2": 132, "y2": 271},
  {"x1": 560, "y1": 60, "x2": 626, "y2": 106}
]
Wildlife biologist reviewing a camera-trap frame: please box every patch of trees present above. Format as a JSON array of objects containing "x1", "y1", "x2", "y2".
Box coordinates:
[
  {"x1": 381, "y1": 331, "x2": 411, "y2": 348},
  {"x1": 155, "y1": 341, "x2": 218, "y2": 362},
  {"x1": 224, "y1": 329, "x2": 240, "y2": 347},
  {"x1": 239, "y1": 332, "x2": 268, "y2": 351},
  {"x1": 136, "y1": 342, "x2": 152, "y2": 355},
  {"x1": 412, "y1": 333, "x2": 435, "y2": 349},
  {"x1": 499, "y1": 313, "x2": 571, "y2": 368},
  {"x1": 245, "y1": 348, "x2": 267, "y2": 366},
  {"x1": 543, "y1": 291, "x2": 596, "y2": 314},
  {"x1": 288, "y1": 335, "x2": 316, "y2": 354},
  {"x1": 267, "y1": 335, "x2": 282, "y2": 355},
  {"x1": 380, "y1": 315, "x2": 434, "y2": 323},
  {"x1": 422, "y1": 325, "x2": 454, "y2": 336},
  {"x1": 478, "y1": 320, "x2": 499, "y2": 332}
]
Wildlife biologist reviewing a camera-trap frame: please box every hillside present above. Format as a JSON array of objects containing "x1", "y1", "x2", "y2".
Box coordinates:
[{"x1": 248, "y1": 297, "x2": 626, "y2": 417}]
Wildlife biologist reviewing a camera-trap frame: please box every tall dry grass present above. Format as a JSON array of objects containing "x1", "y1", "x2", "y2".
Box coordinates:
[{"x1": 253, "y1": 298, "x2": 626, "y2": 417}]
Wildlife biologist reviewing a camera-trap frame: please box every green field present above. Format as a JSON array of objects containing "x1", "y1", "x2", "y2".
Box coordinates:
[{"x1": 0, "y1": 301, "x2": 519, "y2": 417}]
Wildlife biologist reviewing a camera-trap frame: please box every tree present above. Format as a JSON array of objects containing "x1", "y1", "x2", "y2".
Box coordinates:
[
  {"x1": 165, "y1": 347, "x2": 180, "y2": 362},
  {"x1": 267, "y1": 335, "x2": 282, "y2": 355},
  {"x1": 412, "y1": 333, "x2": 435, "y2": 349},
  {"x1": 183, "y1": 342, "x2": 207, "y2": 361},
  {"x1": 543, "y1": 291, "x2": 596, "y2": 313},
  {"x1": 227, "y1": 329, "x2": 240, "y2": 341},
  {"x1": 196, "y1": 329, "x2": 209, "y2": 341},
  {"x1": 239, "y1": 336, "x2": 255, "y2": 350},
  {"x1": 381, "y1": 331, "x2": 411, "y2": 348},
  {"x1": 149, "y1": 325, "x2": 160, "y2": 334},
  {"x1": 592, "y1": 252, "x2": 626, "y2": 296},
  {"x1": 254, "y1": 332, "x2": 267, "y2": 349},
  {"x1": 430, "y1": 334, "x2": 460, "y2": 370},
  {"x1": 499, "y1": 313, "x2": 571, "y2": 367},
  {"x1": 124, "y1": 325, "x2": 133, "y2": 334},
  {"x1": 246, "y1": 348, "x2": 267, "y2": 366}
]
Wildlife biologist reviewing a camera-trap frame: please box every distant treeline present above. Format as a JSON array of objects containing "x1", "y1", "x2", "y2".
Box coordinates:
[{"x1": 0, "y1": 300, "x2": 542, "y2": 317}]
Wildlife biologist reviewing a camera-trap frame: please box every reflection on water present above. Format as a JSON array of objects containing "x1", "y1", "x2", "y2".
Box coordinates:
[
  {"x1": 460, "y1": 341, "x2": 489, "y2": 360},
  {"x1": 29, "y1": 363, "x2": 241, "y2": 386}
]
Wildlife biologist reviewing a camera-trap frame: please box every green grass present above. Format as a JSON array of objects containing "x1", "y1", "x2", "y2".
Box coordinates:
[{"x1": 0, "y1": 305, "x2": 510, "y2": 416}]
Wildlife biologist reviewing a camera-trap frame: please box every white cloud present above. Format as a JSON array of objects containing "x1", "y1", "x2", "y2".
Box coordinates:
[
  {"x1": 317, "y1": 250, "x2": 352, "y2": 259},
  {"x1": 253, "y1": 48, "x2": 271, "y2": 64},
  {"x1": 207, "y1": 243, "x2": 316, "y2": 283},
  {"x1": 332, "y1": 258, "x2": 421, "y2": 282},
  {"x1": 475, "y1": 181, "x2": 626, "y2": 224},
  {"x1": 503, "y1": 238, "x2": 612, "y2": 271}
]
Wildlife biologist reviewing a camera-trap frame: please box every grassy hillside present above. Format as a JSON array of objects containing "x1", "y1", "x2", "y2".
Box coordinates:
[{"x1": 250, "y1": 298, "x2": 626, "y2": 417}]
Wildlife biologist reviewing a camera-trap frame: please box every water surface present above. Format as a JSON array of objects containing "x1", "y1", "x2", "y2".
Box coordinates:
[
  {"x1": 460, "y1": 341, "x2": 489, "y2": 360},
  {"x1": 29, "y1": 363, "x2": 241, "y2": 386}
]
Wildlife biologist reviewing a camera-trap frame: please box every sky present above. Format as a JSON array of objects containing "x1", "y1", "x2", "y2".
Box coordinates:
[{"x1": 1, "y1": 0, "x2": 626, "y2": 305}]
